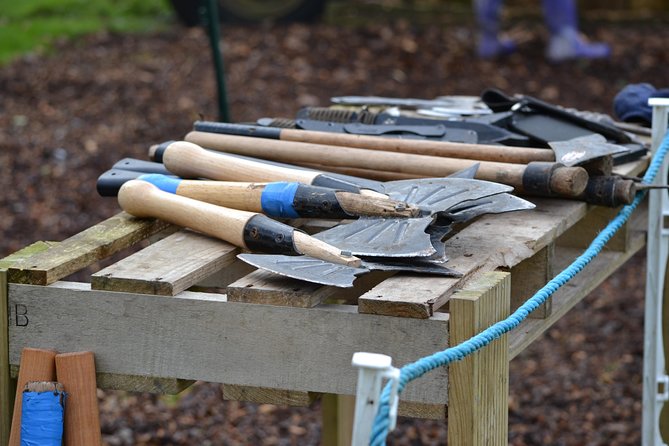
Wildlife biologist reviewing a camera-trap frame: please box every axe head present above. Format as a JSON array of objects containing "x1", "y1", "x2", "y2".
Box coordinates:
[{"x1": 549, "y1": 134, "x2": 629, "y2": 166}]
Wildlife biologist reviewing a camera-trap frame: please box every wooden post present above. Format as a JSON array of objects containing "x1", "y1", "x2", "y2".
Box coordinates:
[
  {"x1": 448, "y1": 271, "x2": 510, "y2": 446},
  {"x1": 0, "y1": 265, "x2": 11, "y2": 445},
  {"x1": 1, "y1": 241, "x2": 55, "y2": 445},
  {"x1": 321, "y1": 394, "x2": 356, "y2": 446},
  {"x1": 510, "y1": 243, "x2": 554, "y2": 319}
]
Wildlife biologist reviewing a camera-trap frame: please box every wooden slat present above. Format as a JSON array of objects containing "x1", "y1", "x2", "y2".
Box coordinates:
[
  {"x1": 92, "y1": 229, "x2": 238, "y2": 295},
  {"x1": 509, "y1": 228, "x2": 646, "y2": 359},
  {"x1": 509, "y1": 243, "x2": 554, "y2": 318},
  {"x1": 7, "y1": 213, "x2": 171, "y2": 285},
  {"x1": 9, "y1": 364, "x2": 192, "y2": 395},
  {"x1": 357, "y1": 274, "x2": 466, "y2": 319},
  {"x1": 8, "y1": 283, "x2": 450, "y2": 404},
  {"x1": 226, "y1": 270, "x2": 338, "y2": 307},
  {"x1": 398, "y1": 401, "x2": 446, "y2": 420},
  {"x1": 558, "y1": 206, "x2": 630, "y2": 252},
  {"x1": 358, "y1": 197, "x2": 588, "y2": 318},
  {"x1": 193, "y1": 260, "x2": 256, "y2": 289},
  {"x1": 0, "y1": 241, "x2": 56, "y2": 445},
  {"x1": 223, "y1": 385, "x2": 317, "y2": 406},
  {"x1": 221, "y1": 384, "x2": 445, "y2": 420},
  {"x1": 448, "y1": 271, "x2": 510, "y2": 446},
  {"x1": 96, "y1": 373, "x2": 194, "y2": 394},
  {"x1": 227, "y1": 268, "x2": 391, "y2": 308}
]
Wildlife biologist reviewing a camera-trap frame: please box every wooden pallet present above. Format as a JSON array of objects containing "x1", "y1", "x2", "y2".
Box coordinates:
[{"x1": 0, "y1": 160, "x2": 649, "y2": 445}]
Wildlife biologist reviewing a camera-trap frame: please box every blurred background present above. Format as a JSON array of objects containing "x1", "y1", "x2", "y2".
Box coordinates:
[{"x1": 1, "y1": 0, "x2": 668, "y2": 444}]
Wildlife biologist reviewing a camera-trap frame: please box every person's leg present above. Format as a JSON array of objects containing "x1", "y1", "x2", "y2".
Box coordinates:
[
  {"x1": 542, "y1": 0, "x2": 610, "y2": 61},
  {"x1": 474, "y1": 0, "x2": 516, "y2": 58}
]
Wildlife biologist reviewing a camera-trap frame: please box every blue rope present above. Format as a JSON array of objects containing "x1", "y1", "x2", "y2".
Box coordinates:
[{"x1": 370, "y1": 129, "x2": 669, "y2": 446}]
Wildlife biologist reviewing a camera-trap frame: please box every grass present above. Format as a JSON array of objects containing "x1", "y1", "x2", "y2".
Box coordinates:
[{"x1": 0, "y1": 0, "x2": 173, "y2": 65}]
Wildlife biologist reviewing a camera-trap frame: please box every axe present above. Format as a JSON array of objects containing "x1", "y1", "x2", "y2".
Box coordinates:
[{"x1": 181, "y1": 132, "x2": 589, "y2": 199}]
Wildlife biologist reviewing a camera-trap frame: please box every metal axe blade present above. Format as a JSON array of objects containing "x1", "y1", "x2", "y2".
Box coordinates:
[
  {"x1": 237, "y1": 253, "x2": 461, "y2": 288},
  {"x1": 312, "y1": 216, "x2": 437, "y2": 258},
  {"x1": 425, "y1": 193, "x2": 536, "y2": 263},
  {"x1": 549, "y1": 134, "x2": 629, "y2": 166},
  {"x1": 381, "y1": 177, "x2": 513, "y2": 213}
]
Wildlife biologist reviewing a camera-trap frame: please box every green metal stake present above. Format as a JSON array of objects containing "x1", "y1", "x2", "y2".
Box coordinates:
[{"x1": 199, "y1": 0, "x2": 231, "y2": 122}]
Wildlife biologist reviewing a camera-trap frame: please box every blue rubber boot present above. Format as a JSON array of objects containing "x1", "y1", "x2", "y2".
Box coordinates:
[
  {"x1": 542, "y1": 0, "x2": 610, "y2": 62},
  {"x1": 474, "y1": 0, "x2": 516, "y2": 58}
]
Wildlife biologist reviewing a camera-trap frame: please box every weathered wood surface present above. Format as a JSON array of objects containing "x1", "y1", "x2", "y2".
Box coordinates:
[
  {"x1": 448, "y1": 272, "x2": 510, "y2": 446},
  {"x1": 358, "y1": 197, "x2": 588, "y2": 318},
  {"x1": 95, "y1": 373, "x2": 194, "y2": 394},
  {"x1": 558, "y1": 205, "x2": 631, "y2": 252},
  {"x1": 10, "y1": 363, "x2": 193, "y2": 395},
  {"x1": 8, "y1": 282, "x2": 450, "y2": 404},
  {"x1": 92, "y1": 229, "x2": 238, "y2": 295},
  {"x1": 227, "y1": 268, "x2": 392, "y2": 308},
  {"x1": 509, "y1": 243, "x2": 554, "y2": 318},
  {"x1": 1, "y1": 241, "x2": 56, "y2": 445},
  {"x1": 7, "y1": 213, "x2": 171, "y2": 285},
  {"x1": 220, "y1": 383, "x2": 446, "y2": 420},
  {"x1": 223, "y1": 385, "x2": 318, "y2": 407},
  {"x1": 509, "y1": 227, "x2": 646, "y2": 359}
]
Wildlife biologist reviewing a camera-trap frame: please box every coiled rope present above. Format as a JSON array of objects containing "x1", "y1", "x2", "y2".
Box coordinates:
[{"x1": 370, "y1": 129, "x2": 669, "y2": 446}]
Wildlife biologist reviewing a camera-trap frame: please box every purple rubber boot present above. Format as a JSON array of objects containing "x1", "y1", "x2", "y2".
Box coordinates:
[
  {"x1": 474, "y1": 0, "x2": 517, "y2": 58},
  {"x1": 542, "y1": 0, "x2": 611, "y2": 62}
]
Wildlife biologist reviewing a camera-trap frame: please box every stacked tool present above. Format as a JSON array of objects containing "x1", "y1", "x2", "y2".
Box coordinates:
[
  {"x1": 186, "y1": 87, "x2": 654, "y2": 207},
  {"x1": 97, "y1": 90, "x2": 656, "y2": 287},
  {"x1": 97, "y1": 141, "x2": 534, "y2": 287}
]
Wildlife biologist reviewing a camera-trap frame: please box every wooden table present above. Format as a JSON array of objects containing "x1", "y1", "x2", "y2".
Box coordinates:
[{"x1": 0, "y1": 161, "x2": 648, "y2": 445}]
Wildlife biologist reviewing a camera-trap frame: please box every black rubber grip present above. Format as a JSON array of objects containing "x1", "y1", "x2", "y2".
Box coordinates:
[
  {"x1": 112, "y1": 158, "x2": 172, "y2": 174},
  {"x1": 96, "y1": 169, "x2": 147, "y2": 197},
  {"x1": 579, "y1": 176, "x2": 634, "y2": 207},
  {"x1": 194, "y1": 121, "x2": 282, "y2": 139},
  {"x1": 242, "y1": 215, "x2": 299, "y2": 255},
  {"x1": 311, "y1": 174, "x2": 362, "y2": 193},
  {"x1": 293, "y1": 185, "x2": 350, "y2": 219},
  {"x1": 521, "y1": 161, "x2": 560, "y2": 195},
  {"x1": 152, "y1": 140, "x2": 176, "y2": 163}
]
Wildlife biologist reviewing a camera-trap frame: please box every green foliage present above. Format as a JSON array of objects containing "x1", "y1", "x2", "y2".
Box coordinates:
[{"x1": 0, "y1": 0, "x2": 173, "y2": 65}]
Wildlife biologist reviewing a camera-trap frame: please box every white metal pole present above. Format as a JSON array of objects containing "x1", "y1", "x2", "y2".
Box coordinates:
[{"x1": 643, "y1": 97, "x2": 669, "y2": 446}]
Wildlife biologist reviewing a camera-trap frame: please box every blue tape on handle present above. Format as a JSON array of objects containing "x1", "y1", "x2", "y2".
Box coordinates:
[
  {"x1": 261, "y1": 182, "x2": 300, "y2": 218},
  {"x1": 138, "y1": 173, "x2": 182, "y2": 194},
  {"x1": 21, "y1": 391, "x2": 66, "y2": 446}
]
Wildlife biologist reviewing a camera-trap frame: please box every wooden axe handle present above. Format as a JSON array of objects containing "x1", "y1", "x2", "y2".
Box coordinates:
[
  {"x1": 119, "y1": 179, "x2": 261, "y2": 248},
  {"x1": 118, "y1": 180, "x2": 360, "y2": 266},
  {"x1": 156, "y1": 141, "x2": 319, "y2": 184},
  {"x1": 185, "y1": 132, "x2": 588, "y2": 197},
  {"x1": 170, "y1": 179, "x2": 267, "y2": 213},
  {"x1": 298, "y1": 163, "x2": 425, "y2": 181},
  {"x1": 172, "y1": 179, "x2": 418, "y2": 218},
  {"x1": 279, "y1": 127, "x2": 556, "y2": 164},
  {"x1": 9, "y1": 348, "x2": 57, "y2": 446}
]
